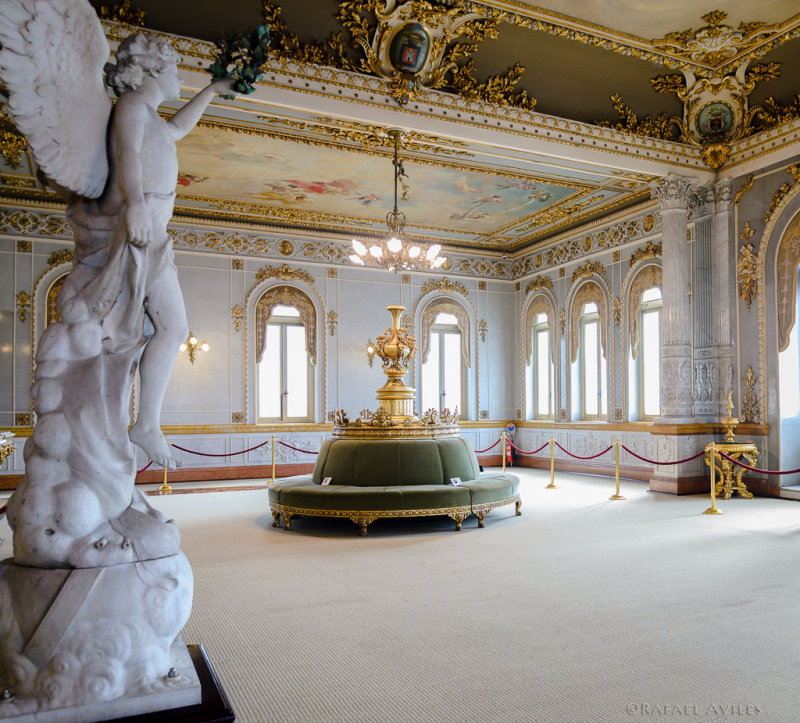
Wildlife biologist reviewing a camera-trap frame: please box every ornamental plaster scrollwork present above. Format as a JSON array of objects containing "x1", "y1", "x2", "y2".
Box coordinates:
[
  {"x1": 661, "y1": 358, "x2": 693, "y2": 408},
  {"x1": 742, "y1": 366, "x2": 759, "y2": 423},
  {"x1": 714, "y1": 178, "x2": 733, "y2": 211},
  {"x1": 420, "y1": 297, "x2": 471, "y2": 368},
  {"x1": 255, "y1": 286, "x2": 317, "y2": 366}
]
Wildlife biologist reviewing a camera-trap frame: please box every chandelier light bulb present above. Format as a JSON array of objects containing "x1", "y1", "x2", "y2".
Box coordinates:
[
  {"x1": 349, "y1": 254, "x2": 364, "y2": 265},
  {"x1": 432, "y1": 256, "x2": 446, "y2": 268},
  {"x1": 426, "y1": 244, "x2": 441, "y2": 262},
  {"x1": 387, "y1": 237, "x2": 403, "y2": 253},
  {"x1": 179, "y1": 343, "x2": 187, "y2": 352},
  {"x1": 408, "y1": 246, "x2": 421, "y2": 258},
  {"x1": 369, "y1": 245, "x2": 383, "y2": 259},
  {"x1": 201, "y1": 342, "x2": 209, "y2": 352},
  {"x1": 189, "y1": 336, "x2": 198, "y2": 346},
  {"x1": 352, "y1": 239, "x2": 367, "y2": 256}
]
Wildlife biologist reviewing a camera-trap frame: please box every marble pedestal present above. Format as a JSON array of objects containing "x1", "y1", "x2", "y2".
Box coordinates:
[{"x1": 0, "y1": 554, "x2": 200, "y2": 721}]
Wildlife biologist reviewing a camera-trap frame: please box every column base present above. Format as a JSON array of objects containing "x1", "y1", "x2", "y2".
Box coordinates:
[{"x1": 649, "y1": 474, "x2": 709, "y2": 495}]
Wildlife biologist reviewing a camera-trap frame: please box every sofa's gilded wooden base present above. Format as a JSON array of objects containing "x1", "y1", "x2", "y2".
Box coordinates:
[{"x1": 270, "y1": 495, "x2": 521, "y2": 536}]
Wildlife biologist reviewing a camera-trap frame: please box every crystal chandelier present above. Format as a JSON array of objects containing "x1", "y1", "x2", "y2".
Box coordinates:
[{"x1": 349, "y1": 129, "x2": 446, "y2": 273}]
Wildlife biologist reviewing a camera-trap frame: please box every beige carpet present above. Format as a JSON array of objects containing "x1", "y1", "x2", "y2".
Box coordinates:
[{"x1": 2, "y1": 469, "x2": 800, "y2": 722}]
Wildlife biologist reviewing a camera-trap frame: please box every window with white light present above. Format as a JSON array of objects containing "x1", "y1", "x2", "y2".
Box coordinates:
[
  {"x1": 257, "y1": 305, "x2": 313, "y2": 422},
  {"x1": 529, "y1": 312, "x2": 553, "y2": 419},
  {"x1": 637, "y1": 287, "x2": 662, "y2": 419},
  {"x1": 579, "y1": 302, "x2": 607, "y2": 419},
  {"x1": 421, "y1": 313, "x2": 465, "y2": 414}
]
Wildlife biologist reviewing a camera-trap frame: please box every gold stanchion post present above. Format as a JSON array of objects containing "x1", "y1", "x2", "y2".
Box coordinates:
[
  {"x1": 610, "y1": 437, "x2": 625, "y2": 500},
  {"x1": 502, "y1": 430, "x2": 507, "y2": 474},
  {"x1": 158, "y1": 466, "x2": 172, "y2": 495},
  {"x1": 546, "y1": 434, "x2": 556, "y2": 488},
  {"x1": 270, "y1": 433, "x2": 276, "y2": 485},
  {"x1": 703, "y1": 442, "x2": 723, "y2": 515}
]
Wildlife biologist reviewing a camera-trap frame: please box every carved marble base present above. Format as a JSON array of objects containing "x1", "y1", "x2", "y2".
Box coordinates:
[{"x1": 0, "y1": 553, "x2": 197, "y2": 720}]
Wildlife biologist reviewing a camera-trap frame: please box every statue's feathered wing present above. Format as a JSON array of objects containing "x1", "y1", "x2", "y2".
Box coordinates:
[{"x1": 0, "y1": 0, "x2": 112, "y2": 198}]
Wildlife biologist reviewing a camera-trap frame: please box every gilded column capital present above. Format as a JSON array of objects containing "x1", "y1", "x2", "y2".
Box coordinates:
[
  {"x1": 714, "y1": 179, "x2": 733, "y2": 212},
  {"x1": 650, "y1": 174, "x2": 695, "y2": 211},
  {"x1": 691, "y1": 182, "x2": 716, "y2": 218}
]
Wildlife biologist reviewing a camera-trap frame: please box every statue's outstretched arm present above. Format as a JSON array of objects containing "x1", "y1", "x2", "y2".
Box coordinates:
[{"x1": 167, "y1": 79, "x2": 235, "y2": 141}]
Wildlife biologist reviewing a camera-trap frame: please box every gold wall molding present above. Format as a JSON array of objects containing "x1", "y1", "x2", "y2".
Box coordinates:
[
  {"x1": 0, "y1": 208, "x2": 71, "y2": 238},
  {"x1": 734, "y1": 175, "x2": 755, "y2": 206},
  {"x1": 46, "y1": 248, "x2": 73, "y2": 268},
  {"x1": 255, "y1": 263, "x2": 315, "y2": 285},
  {"x1": 741, "y1": 366, "x2": 759, "y2": 423},
  {"x1": 478, "y1": 319, "x2": 487, "y2": 343},
  {"x1": 766, "y1": 165, "x2": 800, "y2": 224},
  {"x1": 571, "y1": 261, "x2": 606, "y2": 284},
  {"x1": 525, "y1": 276, "x2": 554, "y2": 296},
  {"x1": 231, "y1": 304, "x2": 244, "y2": 333},
  {"x1": 420, "y1": 277, "x2": 469, "y2": 298},
  {"x1": 453, "y1": 257, "x2": 509, "y2": 278},
  {"x1": 737, "y1": 222, "x2": 758, "y2": 312},
  {"x1": 15, "y1": 291, "x2": 30, "y2": 322},
  {"x1": 612, "y1": 297, "x2": 622, "y2": 326},
  {"x1": 629, "y1": 240, "x2": 662, "y2": 267},
  {"x1": 327, "y1": 310, "x2": 338, "y2": 336}
]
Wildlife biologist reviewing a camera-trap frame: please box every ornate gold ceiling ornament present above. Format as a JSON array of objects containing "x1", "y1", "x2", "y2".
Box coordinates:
[
  {"x1": 653, "y1": 10, "x2": 777, "y2": 73},
  {"x1": 420, "y1": 276, "x2": 469, "y2": 298},
  {"x1": 628, "y1": 240, "x2": 662, "y2": 267},
  {"x1": 262, "y1": 0, "x2": 536, "y2": 110},
  {"x1": 737, "y1": 222, "x2": 758, "y2": 312},
  {"x1": 255, "y1": 263, "x2": 316, "y2": 285},
  {"x1": 518, "y1": 195, "x2": 604, "y2": 233},
  {"x1": 570, "y1": 261, "x2": 606, "y2": 284},
  {"x1": 766, "y1": 165, "x2": 800, "y2": 224},
  {"x1": 524, "y1": 276, "x2": 553, "y2": 296},
  {"x1": 97, "y1": 0, "x2": 146, "y2": 27}
]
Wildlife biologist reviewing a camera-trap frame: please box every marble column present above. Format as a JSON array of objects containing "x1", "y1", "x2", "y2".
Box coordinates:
[
  {"x1": 711, "y1": 179, "x2": 735, "y2": 419},
  {"x1": 651, "y1": 174, "x2": 695, "y2": 421},
  {"x1": 691, "y1": 183, "x2": 716, "y2": 418}
]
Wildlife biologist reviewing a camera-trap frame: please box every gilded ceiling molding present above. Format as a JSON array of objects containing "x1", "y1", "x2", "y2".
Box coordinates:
[
  {"x1": 97, "y1": 0, "x2": 146, "y2": 26},
  {"x1": 628, "y1": 241, "x2": 662, "y2": 267},
  {"x1": 420, "y1": 277, "x2": 469, "y2": 298},
  {"x1": 737, "y1": 222, "x2": 758, "y2": 312},
  {"x1": 255, "y1": 263, "x2": 316, "y2": 285},
  {"x1": 571, "y1": 261, "x2": 606, "y2": 284},
  {"x1": 262, "y1": 0, "x2": 536, "y2": 110},
  {"x1": 453, "y1": 257, "x2": 509, "y2": 278},
  {"x1": 0, "y1": 209, "x2": 70, "y2": 238}
]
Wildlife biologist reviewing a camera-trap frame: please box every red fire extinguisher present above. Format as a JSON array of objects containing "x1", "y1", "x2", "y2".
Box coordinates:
[{"x1": 505, "y1": 423, "x2": 515, "y2": 467}]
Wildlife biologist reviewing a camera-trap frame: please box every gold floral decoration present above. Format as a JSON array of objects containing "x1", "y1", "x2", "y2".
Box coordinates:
[
  {"x1": 255, "y1": 263, "x2": 315, "y2": 285},
  {"x1": 328, "y1": 310, "x2": 338, "y2": 336},
  {"x1": 15, "y1": 291, "x2": 30, "y2": 322},
  {"x1": 525, "y1": 276, "x2": 554, "y2": 296},
  {"x1": 0, "y1": 106, "x2": 27, "y2": 169},
  {"x1": 15, "y1": 413, "x2": 32, "y2": 427},
  {"x1": 741, "y1": 365, "x2": 759, "y2": 423},
  {"x1": 612, "y1": 297, "x2": 622, "y2": 326},
  {"x1": 420, "y1": 277, "x2": 469, "y2": 298},
  {"x1": 629, "y1": 241, "x2": 662, "y2": 267},
  {"x1": 737, "y1": 222, "x2": 758, "y2": 312},
  {"x1": 47, "y1": 248, "x2": 73, "y2": 268},
  {"x1": 596, "y1": 93, "x2": 685, "y2": 142},
  {"x1": 278, "y1": 240, "x2": 295, "y2": 256},
  {"x1": 16, "y1": 240, "x2": 31, "y2": 253},
  {"x1": 231, "y1": 412, "x2": 246, "y2": 424},
  {"x1": 571, "y1": 261, "x2": 606, "y2": 283},
  {"x1": 558, "y1": 308, "x2": 567, "y2": 336},
  {"x1": 231, "y1": 304, "x2": 245, "y2": 333},
  {"x1": 232, "y1": 258, "x2": 244, "y2": 270},
  {"x1": 478, "y1": 319, "x2": 487, "y2": 342}
]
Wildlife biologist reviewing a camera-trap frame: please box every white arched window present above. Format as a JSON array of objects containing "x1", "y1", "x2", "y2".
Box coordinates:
[
  {"x1": 630, "y1": 287, "x2": 662, "y2": 419},
  {"x1": 577, "y1": 302, "x2": 607, "y2": 419},
  {"x1": 525, "y1": 312, "x2": 554, "y2": 419},
  {"x1": 255, "y1": 286, "x2": 316, "y2": 422},
  {"x1": 421, "y1": 312, "x2": 466, "y2": 414}
]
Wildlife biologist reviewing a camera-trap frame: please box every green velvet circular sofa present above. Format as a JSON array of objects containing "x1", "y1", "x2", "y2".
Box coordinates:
[{"x1": 268, "y1": 436, "x2": 520, "y2": 535}]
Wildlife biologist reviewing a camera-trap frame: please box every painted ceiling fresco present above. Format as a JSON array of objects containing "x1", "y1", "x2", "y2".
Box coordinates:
[{"x1": 174, "y1": 120, "x2": 651, "y2": 252}]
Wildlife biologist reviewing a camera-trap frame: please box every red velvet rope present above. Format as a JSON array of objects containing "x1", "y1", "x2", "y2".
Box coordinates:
[
  {"x1": 474, "y1": 438, "x2": 502, "y2": 453},
  {"x1": 137, "y1": 461, "x2": 153, "y2": 474},
  {"x1": 277, "y1": 440, "x2": 319, "y2": 454},
  {"x1": 620, "y1": 444, "x2": 705, "y2": 466},
  {"x1": 508, "y1": 439, "x2": 550, "y2": 455},
  {"x1": 716, "y1": 449, "x2": 800, "y2": 476},
  {"x1": 555, "y1": 440, "x2": 614, "y2": 460},
  {"x1": 169, "y1": 440, "x2": 271, "y2": 457}
]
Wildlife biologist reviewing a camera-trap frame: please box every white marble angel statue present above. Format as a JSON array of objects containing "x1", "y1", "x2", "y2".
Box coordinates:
[{"x1": 0, "y1": 0, "x2": 233, "y2": 568}]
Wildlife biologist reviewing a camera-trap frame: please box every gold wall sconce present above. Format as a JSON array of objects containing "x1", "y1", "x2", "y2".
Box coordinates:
[
  {"x1": 366, "y1": 339, "x2": 376, "y2": 367},
  {"x1": 180, "y1": 332, "x2": 209, "y2": 364}
]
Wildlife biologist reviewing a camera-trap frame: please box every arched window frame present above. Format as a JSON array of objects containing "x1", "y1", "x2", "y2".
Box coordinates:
[
  {"x1": 625, "y1": 263, "x2": 663, "y2": 421},
  {"x1": 523, "y1": 292, "x2": 556, "y2": 420},
  {"x1": 245, "y1": 280, "x2": 325, "y2": 424},
  {"x1": 568, "y1": 279, "x2": 609, "y2": 421},
  {"x1": 415, "y1": 295, "x2": 475, "y2": 420}
]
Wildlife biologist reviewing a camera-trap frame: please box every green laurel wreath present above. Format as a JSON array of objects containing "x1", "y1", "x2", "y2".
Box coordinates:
[{"x1": 208, "y1": 25, "x2": 271, "y2": 98}]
